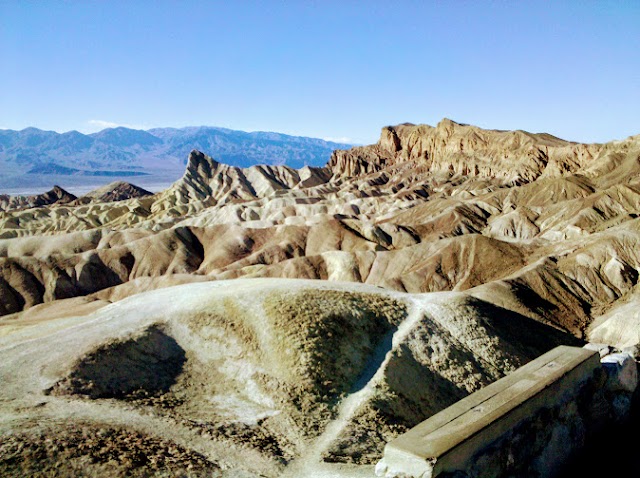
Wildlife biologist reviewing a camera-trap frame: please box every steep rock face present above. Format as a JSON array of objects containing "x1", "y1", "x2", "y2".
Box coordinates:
[
  {"x1": 149, "y1": 150, "x2": 333, "y2": 216},
  {"x1": 2, "y1": 121, "x2": 640, "y2": 351},
  {"x1": 329, "y1": 119, "x2": 602, "y2": 184}
]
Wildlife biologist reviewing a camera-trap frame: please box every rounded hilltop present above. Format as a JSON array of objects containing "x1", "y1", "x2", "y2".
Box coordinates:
[{"x1": 1, "y1": 119, "x2": 640, "y2": 476}]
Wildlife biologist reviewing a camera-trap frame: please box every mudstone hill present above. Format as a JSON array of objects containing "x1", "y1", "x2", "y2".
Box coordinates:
[{"x1": 1, "y1": 119, "x2": 639, "y2": 477}]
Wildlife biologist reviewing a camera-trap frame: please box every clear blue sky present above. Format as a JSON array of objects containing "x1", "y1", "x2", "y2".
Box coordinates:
[{"x1": 1, "y1": 1, "x2": 638, "y2": 144}]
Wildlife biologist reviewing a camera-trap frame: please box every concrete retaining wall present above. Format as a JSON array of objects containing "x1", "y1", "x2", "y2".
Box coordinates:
[{"x1": 375, "y1": 345, "x2": 638, "y2": 478}]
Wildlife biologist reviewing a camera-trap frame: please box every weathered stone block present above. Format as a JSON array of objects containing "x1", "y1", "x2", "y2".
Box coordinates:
[
  {"x1": 601, "y1": 353, "x2": 638, "y2": 393},
  {"x1": 375, "y1": 346, "x2": 600, "y2": 478}
]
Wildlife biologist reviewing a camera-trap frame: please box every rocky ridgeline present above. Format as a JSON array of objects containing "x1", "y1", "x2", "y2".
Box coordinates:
[
  {"x1": 0, "y1": 185, "x2": 77, "y2": 212},
  {"x1": 329, "y1": 119, "x2": 603, "y2": 183},
  {"x1": 2, "y1": 119, "x2": 640, "y2": 475},
  {"x1": 73, "y1": 181, "x2": 153, "y2": 204},
  {"x1": 152, "y1": 149, "x2": 331, "y2": 208},
  {"x1": 1, "y1": 120, "x2": 640, "y2": 342}
]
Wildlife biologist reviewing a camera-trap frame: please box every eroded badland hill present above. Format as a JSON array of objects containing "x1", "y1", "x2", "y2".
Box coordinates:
[{"x1": 1, "y1": 119, "x2": 639, "y2": 476}]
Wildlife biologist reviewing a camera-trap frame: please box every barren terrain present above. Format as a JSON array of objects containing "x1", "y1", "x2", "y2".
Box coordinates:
[{"x1": 1, "y1": 118, "x2": 639, "y2": 476}]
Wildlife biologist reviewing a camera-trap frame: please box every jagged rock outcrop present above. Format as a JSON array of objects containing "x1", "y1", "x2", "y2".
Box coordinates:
[
  {"x1": 1, "y1": 122, "x2": 640, "y2": 345},
  {"x1": 149, "y1": 150, "x2": 333, "y2": 217},
  {"x1": 3, "y1": 118, "x2": 640, "y2": 475},
  {"x1": 329, "y1": 119, "x2": 602, "y2": 184}
]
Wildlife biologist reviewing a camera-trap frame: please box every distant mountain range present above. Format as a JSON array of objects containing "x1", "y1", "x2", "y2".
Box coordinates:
[
  {"x1": 4, "y1": 119, "x2": 640, "y2": 474},
  {"x1": 0, "y1": 126, "x2": 353, "y2": 193}
]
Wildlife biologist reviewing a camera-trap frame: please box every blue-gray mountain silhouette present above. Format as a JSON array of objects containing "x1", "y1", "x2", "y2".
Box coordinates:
[{"x1": 0, "y1": 126, "x2": 352, "y2": 181}]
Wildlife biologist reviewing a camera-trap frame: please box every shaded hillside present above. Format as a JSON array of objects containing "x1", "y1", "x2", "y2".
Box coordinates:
[
  {"x1": 0, "y1": 280, "x2": 580, "y2": 476},
  {"x1": 2, "y1": 118, "x2": 640, "y2": 474},
  {"x1": 0, "y1": 185, "x2": 76, "y2": 212},
  {"x1": 72, "y1": 181, "x2": 153, "y2": 204},
  {"x1": 1, "y1": 120, "x2": 640, "y2": 347}
]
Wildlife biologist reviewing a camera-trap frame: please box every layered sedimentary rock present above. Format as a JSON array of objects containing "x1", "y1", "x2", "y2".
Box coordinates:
[
  {"x1": 329, "y1": 119, "x2": 602, "y2": 183},
  {"x1": 2, "y1": 122, "x2": 640, "y2": 343},
  {"x1": 1, "y1": 119, "x2": 640, "y2": 476}
]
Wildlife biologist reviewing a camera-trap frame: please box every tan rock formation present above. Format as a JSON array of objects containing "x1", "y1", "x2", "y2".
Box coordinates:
[
  {"x1": 329, "y1": 119, "x2": 602, "y2": 184},
  {"x1": 0, "y1": 185, "x2": 76, "y2": 212},
  {"x1": 72, "y1": 181, "x2": 153, "y2": 204},
  {"x1": 1, "y1": 119, "x2": 640, "y2": 475}
]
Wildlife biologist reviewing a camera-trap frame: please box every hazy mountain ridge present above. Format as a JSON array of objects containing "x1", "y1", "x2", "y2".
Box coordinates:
[
  {"x1": 0, "y1": 126, "x2": 353, "y2": 191},
  {"x1": 2, "y1": 118, "x2": 640, "y2": 476},
  {"x1": 3, "y1": 119, "x2": 640, "y2": 336}
]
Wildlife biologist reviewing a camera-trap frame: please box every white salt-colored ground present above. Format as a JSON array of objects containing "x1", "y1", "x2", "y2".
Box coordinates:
[{"x1": 0, "y1": 278, "x2": 579, "y2": 477}]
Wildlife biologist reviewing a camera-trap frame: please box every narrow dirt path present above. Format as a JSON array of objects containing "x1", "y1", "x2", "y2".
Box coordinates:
[{"x1": 281, "y1": 299, "x2": 427, "y2": 477}]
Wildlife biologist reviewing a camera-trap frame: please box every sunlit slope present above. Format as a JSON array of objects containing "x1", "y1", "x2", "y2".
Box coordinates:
[{"x1": 0, "y1": 279, "x2": 578, "y2": 476}]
